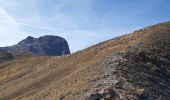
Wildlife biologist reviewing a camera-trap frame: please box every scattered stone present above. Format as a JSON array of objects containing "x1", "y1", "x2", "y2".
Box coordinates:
[
  {"x1": 85, "y1": 93, "x2": 103, "y2": 100},
  {"x1": 85, "y1": 88, "x2": 117, "y2": 100},
  {"x1": 135, "y1": 89, "x2": 146, "y2": 97},
  {"x1": 115, "y1": 80, "x2": 124, "y2": 89}
]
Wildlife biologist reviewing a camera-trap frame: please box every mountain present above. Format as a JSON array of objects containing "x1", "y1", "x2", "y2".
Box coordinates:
[
  {"x1": 0, "y1": 22, "x2": 169, "y2": 100},
  {"x1": 0, "y1": 35, "x2": 70, "y2": 56}
]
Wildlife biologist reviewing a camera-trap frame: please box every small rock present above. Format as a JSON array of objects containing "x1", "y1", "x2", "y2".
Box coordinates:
[
  {"x1": 115, "y1": 80, "x2": 124, "y2": 89},
  {"x1": 135, "y1": 88, "x2": 149, "y2": 98},
  {"x1": 135, "y1": 89, "x2": 145, "y2": 96}
]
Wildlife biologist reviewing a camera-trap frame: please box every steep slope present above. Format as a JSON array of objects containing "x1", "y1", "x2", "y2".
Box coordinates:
[
  {"x1": 116, "y1": 22, "x2": 170, "y2": 100},
  {"x1": 0, "y1": 22, "x2": 169, "y2": 100},
  {"x1": 0, "y1": 35, "x2": 70, "y2": 56},
  {"x1": 85, "y1": 22, "x2": 170, "y2": 100}
]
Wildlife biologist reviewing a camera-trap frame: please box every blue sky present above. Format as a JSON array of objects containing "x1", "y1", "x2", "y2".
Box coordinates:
[{"x1": 0, "y1": 0, "x2": 170, "y2": 52}]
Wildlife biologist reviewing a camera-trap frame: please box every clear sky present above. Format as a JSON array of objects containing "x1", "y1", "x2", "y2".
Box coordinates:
[{"x1": 0, "y1": 0, "x2": 170, "y2": 52}]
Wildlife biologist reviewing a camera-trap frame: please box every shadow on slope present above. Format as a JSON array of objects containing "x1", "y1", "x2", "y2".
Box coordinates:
[{"x1": 117, "y1": 22, "x2": 170, "y2": 99}]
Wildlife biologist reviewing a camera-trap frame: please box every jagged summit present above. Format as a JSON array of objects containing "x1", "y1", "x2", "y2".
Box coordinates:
[{"x1": 19, "y1": 36, "x2": 35, "y2": 44}]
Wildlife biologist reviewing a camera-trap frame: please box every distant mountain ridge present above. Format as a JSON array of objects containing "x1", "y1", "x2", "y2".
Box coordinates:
[{"x1": 0, "y1": 35, "x2": 70, "y2": 56}]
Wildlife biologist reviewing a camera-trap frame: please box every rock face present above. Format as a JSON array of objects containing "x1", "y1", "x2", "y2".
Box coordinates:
[{"x1": 0, "y1": 35, "x2": 70, "y2": 56}]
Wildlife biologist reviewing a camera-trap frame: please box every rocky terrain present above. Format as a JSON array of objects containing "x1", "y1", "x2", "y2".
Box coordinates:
[
  {"x1": 85, "y1": 22, "x2": 170, "y2": 100},
  {"x1": 0, "y1": 35, "x2": 70, "y2": 56},
  {"x1": 0, "y1": 22, "x2": 169, "y2": 100},
  {"x1": 86, "y1": 22, "x2": 170, "y2": 100}
]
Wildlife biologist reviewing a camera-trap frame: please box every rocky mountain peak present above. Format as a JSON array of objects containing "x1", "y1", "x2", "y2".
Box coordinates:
[
  {"x1": 19, "y1": 36, "x2": 35, "y2": 44},
  {"x1": 0, "y1": 35, "x2": 70, "y2": 56}
]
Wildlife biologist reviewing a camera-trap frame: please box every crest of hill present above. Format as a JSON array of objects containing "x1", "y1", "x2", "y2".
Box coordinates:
[{"x1": 115, "y1": 21, "x2": 170, "y2": 99}]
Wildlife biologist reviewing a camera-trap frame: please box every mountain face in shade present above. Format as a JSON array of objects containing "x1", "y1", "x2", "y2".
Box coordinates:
[
  {"x1": 0, "y1": 35, "x2": 70, "y2": 56},
  {"x1": 0, "y1": 52, "x2": 13, "y2": 63}
]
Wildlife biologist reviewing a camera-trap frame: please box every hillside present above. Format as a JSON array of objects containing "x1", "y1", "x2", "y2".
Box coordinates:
[
  {"x1": 0, "y1": 35, "x2": 70, "y2": 56},
  {"x1": 0, "y1": 22, "x2": 170, "y2": 100},
  {"x1": 0, "y1": 52, "x2": 13, "y2": 63}
]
